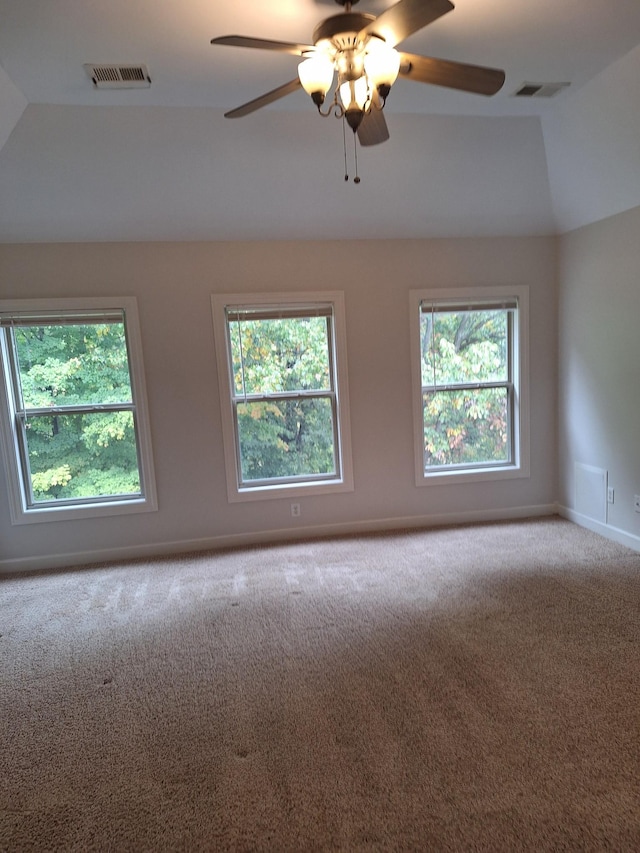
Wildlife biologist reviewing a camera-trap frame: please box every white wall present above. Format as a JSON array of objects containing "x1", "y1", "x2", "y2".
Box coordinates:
[
  {"x1": 557, "y1": 205, "x2": 640, "y2": 547},
  {"x1": 542, "y1": 42, "x2": 640, "y2": 234},
  {"x1": 0, "y1": 107, "x2": 555, "y2": 243},
  {"x1": 0, "y1": 63, "x2": 27, "y2": 153},
  {"x1": 0, "y1": 237, "x2": 558, "y2": 571}
]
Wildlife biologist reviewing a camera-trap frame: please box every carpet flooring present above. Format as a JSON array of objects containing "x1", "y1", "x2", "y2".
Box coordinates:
[{"x1": 1, "y1": 517, "x2": 639, "y2": 851}]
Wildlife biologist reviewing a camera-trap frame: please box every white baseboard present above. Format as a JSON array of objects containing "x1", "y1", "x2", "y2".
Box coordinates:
[
  {"x1": 558, "y1": 505, "x2": 640, "y2": 553},
  {"x1": 0, "y1": 503, "x2": 558, "y2": 574}
]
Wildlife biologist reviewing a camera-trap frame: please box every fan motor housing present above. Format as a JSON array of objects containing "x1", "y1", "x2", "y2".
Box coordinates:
[{"x1": 313, "y1": 12, "x2": 375, "y2": 51}]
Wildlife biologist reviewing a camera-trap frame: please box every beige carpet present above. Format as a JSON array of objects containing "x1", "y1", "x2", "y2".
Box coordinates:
[{"x1": 1, "y1": 517, "x2": 640, "y2": 851}]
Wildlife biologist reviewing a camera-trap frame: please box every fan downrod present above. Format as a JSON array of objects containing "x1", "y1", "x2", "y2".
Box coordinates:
[{"x1": 335, "y1": 0, "x2": 360, "y2": 7}]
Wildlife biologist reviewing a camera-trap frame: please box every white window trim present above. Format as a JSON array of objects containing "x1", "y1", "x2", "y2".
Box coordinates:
[
  {"x1": 212, "y1": 291, "x2": 354, "y2": 503},
  {"x1": 0, "y1": 296, "x2": 158, "y2": 525},
  {"x1": 409, "y1": 285, "x2": 530, "y2": 487}
]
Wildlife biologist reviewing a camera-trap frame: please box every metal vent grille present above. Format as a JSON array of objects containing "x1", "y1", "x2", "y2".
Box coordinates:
[
  {"x1": 513, "y1": 81, "x2": 570, "y2": 98},
  {"x1": 83, "y1": 64, "x2": 151, "y2": 89}
]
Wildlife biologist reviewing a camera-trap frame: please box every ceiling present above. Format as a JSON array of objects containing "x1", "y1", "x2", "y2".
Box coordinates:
[{"x1": 1, "y1": 0, "x2": 640, "y2": 243}]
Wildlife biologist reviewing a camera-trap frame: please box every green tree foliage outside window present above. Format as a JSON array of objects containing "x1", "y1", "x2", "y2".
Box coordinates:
[
  {"x1": 227, "y1": 312, "x2": 338, "y2": 484},
  {"x1": 420, "y1": 306, "x2": 513, "y2": 469},
  {"x1": 11, "y1": 320, "x2": 142, "y2": 503}
]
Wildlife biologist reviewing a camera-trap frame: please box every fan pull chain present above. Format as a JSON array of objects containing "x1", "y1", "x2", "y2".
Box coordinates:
[
  {"x1": 341, "y1": 116, "x2": 361, "y2": 184},
  {"x1": 353, "y1": 132, "x2": 360, "y2": 184},
  {"x1": 343, "y1": 116, "x2": 349, "y2": 181}
]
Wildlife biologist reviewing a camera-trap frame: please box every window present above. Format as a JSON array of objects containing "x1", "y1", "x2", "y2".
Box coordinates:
[
  {"x1": 410, "y1": 286, "x2": 529, "y2": 485},
  {"x1": 0, "y1": 297, "x2": 157, "y2": 524},
  {"x1": 212, "y1": 292, "x2": 353, "y2": 501}
]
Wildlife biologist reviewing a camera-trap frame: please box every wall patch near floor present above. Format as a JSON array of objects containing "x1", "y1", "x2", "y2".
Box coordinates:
[{"x1": 575, "y1": 462, "x2": 607, "y2": 523}]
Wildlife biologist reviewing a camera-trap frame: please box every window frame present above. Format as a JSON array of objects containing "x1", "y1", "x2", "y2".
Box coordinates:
[
  {"x1": 0, "y1": 297, "x2": 158, "y2": 525},
  {"x1": 409, "y1": 285, "x2": 530, "y2": 486},
  {"x1": 212, "y1": 291, "x2": 354, "y2": 503}
]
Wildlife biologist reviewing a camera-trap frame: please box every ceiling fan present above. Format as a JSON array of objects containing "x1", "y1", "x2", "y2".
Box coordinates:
[{"x1": 211, "y1": 0, "x2": 505, "y2": 148}]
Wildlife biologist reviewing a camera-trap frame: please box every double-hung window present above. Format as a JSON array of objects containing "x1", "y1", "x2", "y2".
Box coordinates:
[
  {"x1": 212, "y1": 292, "x2": 353, "y2": 501},
  {"x1": 0, "y1": 297, "x2": 157, "y2": 523},
  {"x1": 410, "y1": 286, "x2": 529, "y2": 485}
]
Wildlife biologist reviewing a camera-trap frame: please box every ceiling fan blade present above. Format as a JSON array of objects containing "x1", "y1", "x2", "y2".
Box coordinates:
[
  {"x1": 211, "y1": 35, "x2": 314, "y2": 57},
  {"x1": 357, "y1": 94, "x2": 390, "y2": 146},
  {"x1": 224, "y1": 78, "x2": 303, "y2": 118},
  {"x1": 361, "y1": 0, "x2": 454, "y2": 48},
  {"x1": 399, "y1": 53, "x2": 505, "y2": 95}
]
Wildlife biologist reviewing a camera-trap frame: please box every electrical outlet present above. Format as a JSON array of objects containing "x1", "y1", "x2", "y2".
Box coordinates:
[
  {"x1": 291, "y1": 503, "x2": 301, "y2": 518},
  {"x1": 634, "y1": 495, "x2": 640, "y2": 513},
  {"x1": 607, "y1": 487, "x2": 615, "y2": 504}
]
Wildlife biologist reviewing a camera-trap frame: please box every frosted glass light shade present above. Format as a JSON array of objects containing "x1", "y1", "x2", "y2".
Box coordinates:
[
  {"x1": 364, "y1": 40, "x2": 400, "y2": 90},
  {"x1": 339, "y1": 76, "x2": 369, "y2": 110},
  {"x1": 298, "y1": 55, "x2": 335, "y2": 97}
]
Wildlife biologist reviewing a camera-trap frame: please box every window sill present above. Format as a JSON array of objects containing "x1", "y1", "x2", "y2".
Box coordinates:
[
  {"x1": 228, "y1": 477, "x2": 354, "y2": 504},
  {"x1": 10, "y1": 496, "x2": 157, "y2": 526},
  {"x1": 418, "y1": 463, "x2": 530, "y2": 487}
]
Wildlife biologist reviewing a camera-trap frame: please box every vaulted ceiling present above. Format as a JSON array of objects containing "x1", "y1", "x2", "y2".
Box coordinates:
[{"x1": 1, "y1": 0, "x2": 640, "y2": 242}]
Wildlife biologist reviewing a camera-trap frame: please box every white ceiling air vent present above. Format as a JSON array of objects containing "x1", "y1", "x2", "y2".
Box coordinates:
[
  {"x1": 84, "y1": 63, "x2": 151, "y2": 89},
  {"x1": 513, "y1": 82, "x2": 570, "y2": 98}
]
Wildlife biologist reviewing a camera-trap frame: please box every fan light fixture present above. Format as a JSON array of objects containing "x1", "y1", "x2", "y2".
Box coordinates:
[
  {"x1": 298, "y1": 35, "x2": 400, "y2": 132},
  {"x1": 211, "y1": 0, "x2": 506, "y2": 181}
]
